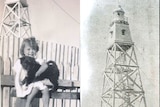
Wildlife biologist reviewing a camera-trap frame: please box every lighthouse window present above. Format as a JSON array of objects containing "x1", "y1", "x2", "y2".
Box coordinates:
[{"x1": 122, "y1": 29, "x2": 125, "y2": 35}]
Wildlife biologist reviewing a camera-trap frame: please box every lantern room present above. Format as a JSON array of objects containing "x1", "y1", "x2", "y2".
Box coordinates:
[{"x1": 107, "y1": 5, "x2": 133, "y2": 50}]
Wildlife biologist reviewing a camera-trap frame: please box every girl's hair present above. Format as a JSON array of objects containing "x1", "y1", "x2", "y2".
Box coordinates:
[{"x1": 20, "y1": 37, "x2": 39, "y2": 56}]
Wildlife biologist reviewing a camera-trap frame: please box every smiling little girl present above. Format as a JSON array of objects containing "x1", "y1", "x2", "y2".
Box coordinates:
[{"x1": 12, "y1": 37, "x2": 58, "y2": 107}]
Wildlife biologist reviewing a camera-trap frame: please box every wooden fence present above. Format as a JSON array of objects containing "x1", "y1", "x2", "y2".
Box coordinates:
[{"x1": 0, "y1": 36, "x2": 80, "y2": 107}]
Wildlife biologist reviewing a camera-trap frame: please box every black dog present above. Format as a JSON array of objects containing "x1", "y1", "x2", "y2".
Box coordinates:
[{"x1": 20, "y1": 56, "x2": 59, "y2": 91}]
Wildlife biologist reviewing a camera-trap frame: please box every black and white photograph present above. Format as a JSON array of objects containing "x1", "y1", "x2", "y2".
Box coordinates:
[
  {"x1": 0, "y1": 0, "x2": 159, "y2": 107},
  {"x1": 0, "y1": 0, "x2": 80, "y2": 107},
  {"x1": 81, "y1": 0, "x2": 159, "y2": 107}
]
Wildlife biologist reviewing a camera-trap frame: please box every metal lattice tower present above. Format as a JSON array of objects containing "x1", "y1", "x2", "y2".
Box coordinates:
[
  {"x1": 0, "y1": 0, "x2": 32, "y2": 38},
  {"x1": 101, "y1": 5, "x2": 147, "y2": 107}
]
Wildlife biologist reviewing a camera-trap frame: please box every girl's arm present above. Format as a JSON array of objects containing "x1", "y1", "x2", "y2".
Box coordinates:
[
  {"x1": 35, "y1": 62, "x2": 48, "y2": 77},
  {"x1": 12, "y1": 59, "x2": 22, "y2": 85},
  {"x1": 12, "y1": 59, "x2": 26, "y2": 97}
]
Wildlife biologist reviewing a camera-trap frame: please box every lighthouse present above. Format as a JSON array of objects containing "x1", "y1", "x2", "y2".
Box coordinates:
[
  {"x1": 101, "y1": 5, "x2": 147, "y2": 107},
  {"x1": 107, "y1": 5, "x2": 133, "y2": 51}
]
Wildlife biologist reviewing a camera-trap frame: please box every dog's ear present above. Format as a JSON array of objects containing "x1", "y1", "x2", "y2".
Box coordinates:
[{"x1": 20, "y1": 57, "x2": 29, "y2": 70}]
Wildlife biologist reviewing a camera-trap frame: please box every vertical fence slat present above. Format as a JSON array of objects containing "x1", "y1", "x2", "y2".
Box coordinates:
[
  {"x1": 61, "y1": 45, "x2": 65, "y2": 79},
  {"x1": 0, "y1": 56, "x2": 4, "y2": 107},
  {"x1": 50, "y1": 42, "x2": 53, "y2": 60},
  {"x1": 66, "y1": 46, "x2": 72, "y2": 80},
  {"x1": 0, "y1": 36, "x2": 4, "y2": 57},
  {"x1": 41, "y1": 41, "x2": 44, "y2": 59},
  {"x1": 0, "y1": 56, "x2": 4, "y2": 74},
  {"x1": 47, "y1": 42, "x2": 51, "y2": 61},
  {"x1": 54, "y1": 44, "x2": 58, "y2": 62},
  {"x1": 72, "y1": 47, "x2": 77, "y2": 80},
  {"x1": 9, "y1": 36, "x2": 14, "y2": 72},
  {"x1": 77, "y1": 48, "x2": 80, "y2": 81},
  {"x1": 17, "y1": 38, "x2": 20, "y2": 58},
  {"x1": 64, "y1": 46, "x2": 69, "y2": 80},
  {"x1": 19, "y1": 38, "x2": 23, "y2": 57},
  {"x1": 51, "y1": 43, "x2": 57, "y2": 61},
  {"x1": 37, "y1": 40, "x2": 42, "y2": 59},
  {"x1": 13, "y1": 37, "x2": 19, "y2": 64},
  {"x1": 0, "y1": 35, "x2": 3, "y2": 56},
  {"x1": 73, "y1": 47, "x2": 79, "y2": 81},
  {"x1": 56, "y1": 44, "x2": 62, "y2": 79},
  {"x1": 8, "y1": 36, "x2": 15, "y2": 107},
  {"x1": 46, "y1": 41, "x2": 48, "y2": 61},
  {"x1": 43, "y1": 41, "x2": 47, "y2": 60},
  {"x1": 3, "y1": 36, "x2": 11, "y2": 107}
]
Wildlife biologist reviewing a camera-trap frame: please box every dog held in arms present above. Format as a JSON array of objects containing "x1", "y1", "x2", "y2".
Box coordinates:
[{"x1": 20, "y1": 56, "x2": 59, "y2": 91}]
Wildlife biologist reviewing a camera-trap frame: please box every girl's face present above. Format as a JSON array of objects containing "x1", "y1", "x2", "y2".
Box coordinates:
[{"x1": 24, "y1": 43, "x2": 36, "y2": 58}]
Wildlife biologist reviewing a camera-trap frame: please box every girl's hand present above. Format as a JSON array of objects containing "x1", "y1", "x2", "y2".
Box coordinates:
[{"x1": 35, "y1": 72, "x2": 41, "y2": 77}]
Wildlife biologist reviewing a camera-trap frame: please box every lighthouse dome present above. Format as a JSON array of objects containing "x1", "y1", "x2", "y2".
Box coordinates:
[{"x1": 113, "y1": 5, "x2": 125, "y2": 14}]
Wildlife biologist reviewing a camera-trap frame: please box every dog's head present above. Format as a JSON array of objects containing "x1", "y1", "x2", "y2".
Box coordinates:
[{"x1": 20, "y1": 56, "x2": 37, "y2": 71}]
